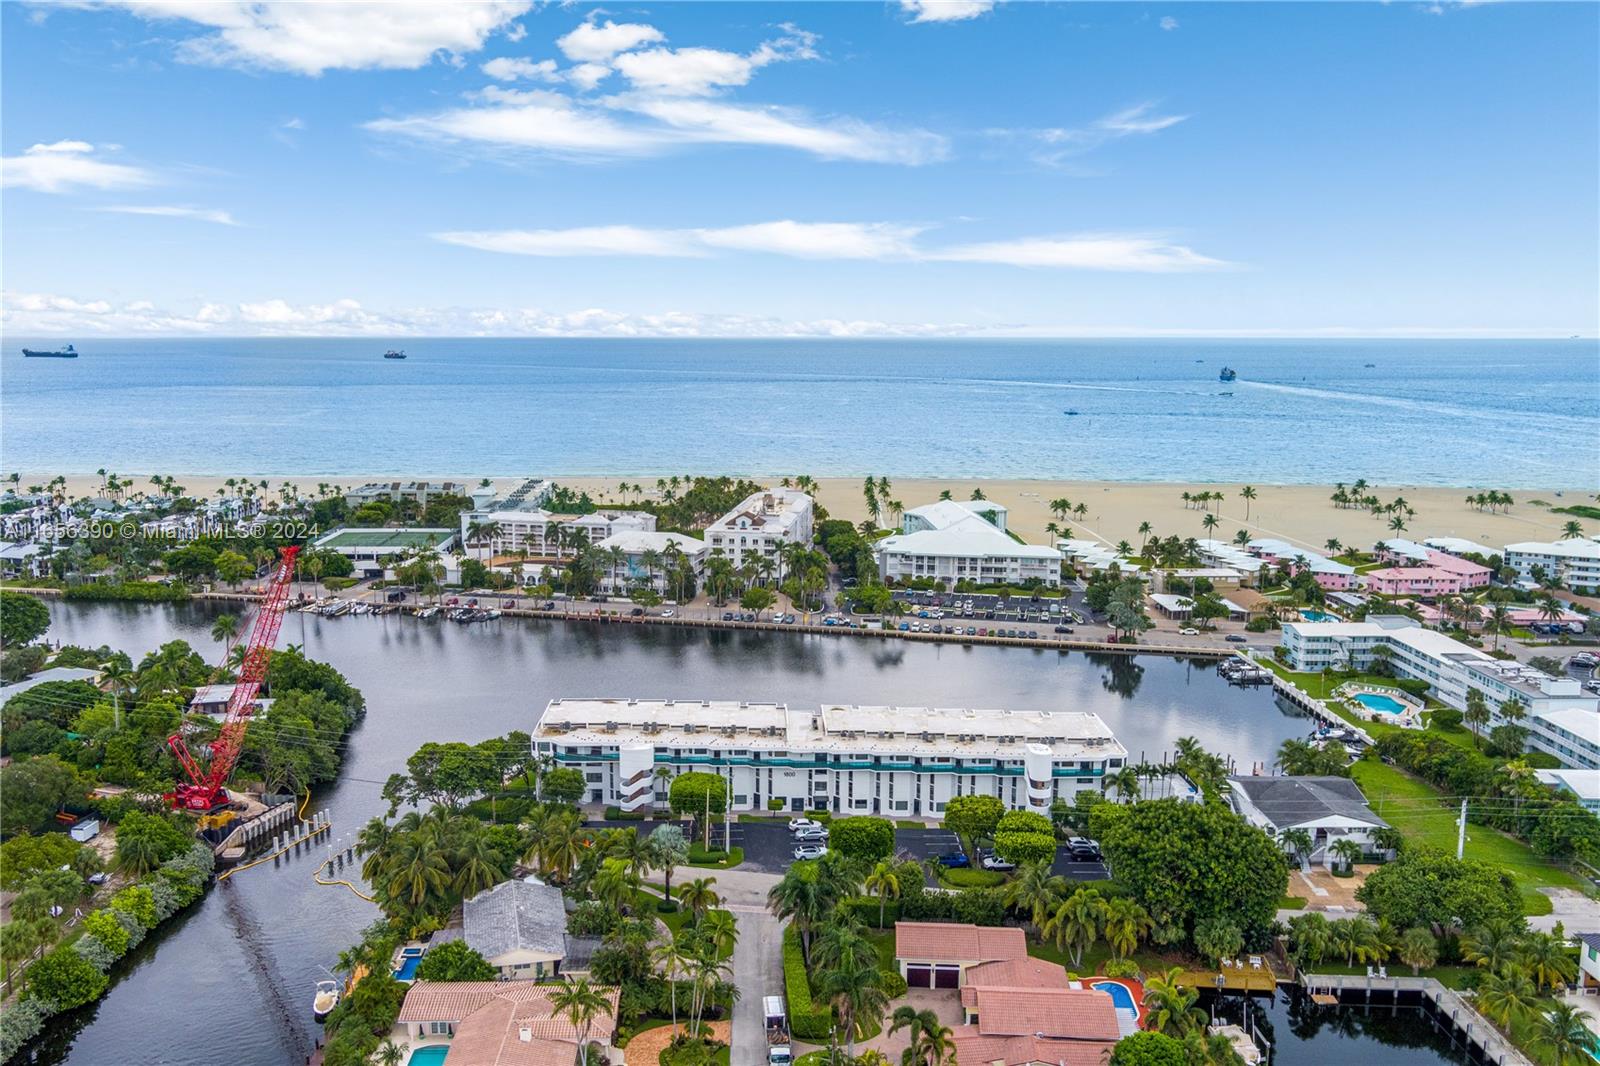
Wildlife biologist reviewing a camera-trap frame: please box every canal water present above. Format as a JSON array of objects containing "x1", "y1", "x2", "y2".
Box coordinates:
[{"x1": 21, "y1": 601, "x2": 1457, "y2": 1065}]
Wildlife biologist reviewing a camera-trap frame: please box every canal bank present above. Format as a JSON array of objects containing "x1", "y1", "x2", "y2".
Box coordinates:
[{"x1": 23, "y1": 600, "x2": 1345, "y2": 1065}]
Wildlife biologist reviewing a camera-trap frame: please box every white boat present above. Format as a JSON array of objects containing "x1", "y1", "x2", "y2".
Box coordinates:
[{"x1": 313, "y1": 979, "x2": 340, "y2": 1023}]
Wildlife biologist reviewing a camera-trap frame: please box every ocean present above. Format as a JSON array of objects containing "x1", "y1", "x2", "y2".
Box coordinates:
[{"x1": 3, "y1": 337, "x2": 1595, "y2": 486}]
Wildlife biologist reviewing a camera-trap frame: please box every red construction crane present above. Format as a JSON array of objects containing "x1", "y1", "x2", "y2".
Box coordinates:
[{"x1": 167, "y1": 545, "x2": 300, "y2": 812}]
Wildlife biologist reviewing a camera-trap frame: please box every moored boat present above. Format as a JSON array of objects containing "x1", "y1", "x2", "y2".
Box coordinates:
[{"x1": 313, "y1": 980, "x2": 340, "y2": 1023}]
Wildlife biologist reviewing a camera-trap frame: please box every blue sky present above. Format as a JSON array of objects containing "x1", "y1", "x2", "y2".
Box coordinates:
[{"x1": 2, "y1": 1, "x2": 1596, "y2": 337}]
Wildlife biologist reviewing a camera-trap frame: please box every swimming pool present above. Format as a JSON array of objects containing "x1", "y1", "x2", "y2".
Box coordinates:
[
  {"x1": 1092, "y1": 981, "x2": 1137, "y2": 1012},
  {"x1": 1353, "y1": 692, "x2": 1408, "y2": 715},
  {"x1": 407, "y1": 1047, "x2": 450, "y2": 1066},
  {"x1": 1301, "y1": 610, "x2": 1336, "y2": 622},
  {"x1": 393, "y1": 946, "x2": 425, "y2": 981}
]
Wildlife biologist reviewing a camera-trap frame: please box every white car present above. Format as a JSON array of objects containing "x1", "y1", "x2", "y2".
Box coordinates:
[
  {"x1": 980, "y1": 855, "x2": 1016, "y2": 871},
  {"x1": 793, "y1": 843, "x2": 829, "y2": 861},
  {"x1": 1179, "y1": 627, "x2": 1199, "y2": 636},
  {"x1": 788, "y1": 817, "x2": 823, "y2": 833},
  {"x1": 793, "y1": 826, "x2": 829, "y2": 842},
  {"x1": 661, "y1": 609, "x2": 675, "y2": 618}
]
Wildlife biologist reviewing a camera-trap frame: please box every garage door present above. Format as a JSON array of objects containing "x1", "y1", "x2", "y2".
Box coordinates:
[
  {"x1": 905, "y1": 965, "x2": 932, "y2": 989},
  {"x1": 934, "y1": 965, "x2": 961, "y2": 989}
]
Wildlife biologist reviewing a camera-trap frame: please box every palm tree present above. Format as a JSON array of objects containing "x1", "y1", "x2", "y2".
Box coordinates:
[
  {"x1": 99, "y1": 658, "x2": 133, "y2": 731},
  {"x1": 1142, "y1": 967, "x2": 1205, "y2": 1038},
  {"x1": 864, "y1": 860, "x2": 900, "y2": 928},
  {"x1": 700, "y1": 909, "x2": 738, "y2": 958},
  {"x1": 1102, "y1": 896, "x2": 1152, "y2": 960},
  {"x1": 676, "y1": 876, "x2": 721, "y2": 923},
  {"x1": 1240, "y1": 485, "x2": 1256, "y2": 520},
  {"x1": 652, "y1": 939, "x2": 694, "y2": 1034},
  {"x1": 1108, "y1": 765, "x2": 1142, "y2": 803},
  {"x1": 1561, "y1": 520, "x2": 1584, "y2": 540},
  {"x1": 768, "y1": 867, "x2": 826, "y2": 961},
  {"x1": 1329, "y1": 837, "x2": 1362, "y2": 874},
  {"x1": 1279, "y1": 827, "x2": 1315, "y2": 868},
  {"x1": 1042, "y1": 886, "x2": 1105, "y2": 968},
  {"x1": 818, "y1": 959, "x2": 891, "y2": 1060},
  {"x1": 374, "y1": 1040, "x2": 406, "y2": 1066},
  {"x1": 1475, "y1": 967, "x2": 1540, "y2": 1029},
  {"x1": 1397, "y1": 926, "x2": 1438, "y2": 975},
  {"x1": 1516, "y1": 931, "x2": 1578, "y2": 992},
  {"x1": 210, "y1": 612, "x2": 239, "y2": 649},
  {"x1": 385, "y1": 832, "x2": 453, "y2": 909},
  {"x1": 1461, "y1": 919, "x2": 1522, "y2": 974},
  {"x1": 1530, "y1": 1002, "x2": 1597, "y2": 1065},
  {"x1": 1000, "y1": 862, "x2": 1063, "y2": 931},
  {"x1": 889, "y1": 1006, "x2": 957, "y2": 1066},
  {"x1": 550, "y1": 978, "x2": 610, "y2": 1066}
]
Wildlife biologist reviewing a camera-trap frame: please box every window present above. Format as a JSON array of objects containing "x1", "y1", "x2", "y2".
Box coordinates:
[
  {"x1": 853, "y1": 799, "x2": 869, "y2": 810},
  {"x1": 734, "y1": 794, "x2": 748, "y2": 806},
  {"x1": 429, "y1": 1022, "x2": 454, "y2": 1035},
  {"x1": 585, "y1": 772, "x2": 603, "y2": 783}
]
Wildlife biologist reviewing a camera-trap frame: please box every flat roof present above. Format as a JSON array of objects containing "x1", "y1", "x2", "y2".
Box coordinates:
[
  {"x1": 313, "y1": 527, "x2": 455, "y2": 550},
  {"x1": 536, "y1": 698, "x2": 1125, "y2": 761}
]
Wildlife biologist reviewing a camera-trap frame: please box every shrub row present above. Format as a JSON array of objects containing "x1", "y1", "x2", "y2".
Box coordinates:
[
  {"x1": 63, "y1": 581, "x2": 190, "y2": 603},
  {"x1": 0, "y1": 844, "x2": 214, "y2": 1062},
  {"x1": 783, "y1": 924, "x2": 832, "y2": 1040},
  {"x1": 900, "y1": 885, "x2": 1006, "y2": 925}
]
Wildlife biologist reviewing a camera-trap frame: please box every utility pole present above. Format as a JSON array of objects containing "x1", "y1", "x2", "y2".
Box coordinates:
[{"x1": 1456, "y1": 798, "x2": 1468, "y2": 860}]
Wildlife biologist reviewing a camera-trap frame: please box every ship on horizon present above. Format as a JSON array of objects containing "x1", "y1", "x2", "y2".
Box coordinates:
[
  {"x1": 23, "y1": 344, "x2": 78, "y2": 358},
  {"x1": 383, "y1": 349, "x2": 406, "y2": 359},
  {"x1": 1218, "y1": 366, "x2": 1237, "y2": 382}
]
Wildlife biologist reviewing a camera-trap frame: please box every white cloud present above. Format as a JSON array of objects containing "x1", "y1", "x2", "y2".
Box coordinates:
[
  {"x1": 97, "y1": 204, "x2": 240, "y2": 225},
  {"x1": 434, "y1": 225, "x2": 705, "y2": 257},
  {"x1": 281, "y1": 117, "x2": 306, "y2": 130},
  {"x1": 481, "y1": 56, "x2": 560, "y2": 81},
  {"x1": 102, "y1": 1, "x2": 530, "y2": 75},
  {"x1": 1, "y1": 141, "x2": 155, "y2": 193},
  {"x1": 555, "y1": 19, "x2": 664, "y2": 62},
  {"x1": 369, "y1": 20, "x2": 943, "y2": 164},
  {"x1": 432, "y1": 221, "x2": 1223, "y2": 271},
  {"x1": 900, "y1": 1, "x2": 995, "y2": 23},
  {"x1": 1009, "y1": 102, "x2": 1188, "y2": 166},
  {"x1": 930, "y1": 235, "x2": 1225, "y2": 272},
  {"x1": 0, "y1": 290, "x2": 980, "y2": 338},
  {"x1": 1160, "y1": 16, "x2": 1179, "y2": 30},
  {"x1": 436, "y1": 221, "x2": 924, "y2": 260}
]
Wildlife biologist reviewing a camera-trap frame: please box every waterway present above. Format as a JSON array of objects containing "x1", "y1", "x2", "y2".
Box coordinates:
[{"x1": 21, "y1": 600, "x2": 1458, "y2": 1065}]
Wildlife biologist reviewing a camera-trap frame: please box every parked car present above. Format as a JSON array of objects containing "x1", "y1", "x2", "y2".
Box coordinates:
[
  {"x1": 980, "y1": 854, "x2": 1016, "y2": 871},
  {"x1": 630, "y1": 607, "x2": 645, "y2": 616},
  {"x1": 1054, "y1": 625, "x2": 1074, "y2": 634},
  {"x1": 1066, "y1": 837, "x2": 1101, "y2": 860},
  {"x1": 937, "y1": 851, "x2": 971, "y2": 868},
  {"x1": 793, "y1": 843, "x2": 829, "y2": 861},
  {"x1": 722, "y1": 612, "x2": 734, "y2": 621},
  {"x1": 898, "y1": 622, "x2": 910, "y2": 632},
  {"x1": 1179, "y1": 627, "x2": 1199, "y2": 636},
  {"x1": 1226, "y1": 634, "x2": 1248, "y2": 643},
  {"x1": 793, "y1": 826, "x2": 830, "y2": 842},
  {"x1": 788, "y1": 817, "x2": 822, "y2": 832},
  {"x1": 661, "y1": 609, "x2": 675, "y2": 618}
]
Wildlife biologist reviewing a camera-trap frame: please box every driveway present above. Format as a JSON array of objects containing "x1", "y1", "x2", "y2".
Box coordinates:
[
  {"x1": 729, "y1": 820, "x2": 800, "y2": 874},
  {"x1": 710, "y1": 867, "x2": 784, "y2": 1066},
  {"x1": 1051, "y1": 848, "x2": 1110, "y2": 881},
  {"x1": 1528, "y1": 888, "x2": 1600, "y2": 934}
]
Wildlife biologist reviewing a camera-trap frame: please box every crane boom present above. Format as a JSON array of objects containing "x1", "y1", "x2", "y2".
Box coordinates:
[{"x1": 168, "y1": 545, "x2": 300, "y2": 811}]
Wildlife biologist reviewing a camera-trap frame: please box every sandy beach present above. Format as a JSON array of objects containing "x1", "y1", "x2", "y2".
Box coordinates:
[{"x1": 20, "y1": 472, "x2": 1595, "y2": 553}]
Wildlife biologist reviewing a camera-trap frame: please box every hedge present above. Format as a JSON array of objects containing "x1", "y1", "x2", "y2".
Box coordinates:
[
  {"x1": 828, "y1": 817, "x2": 894, "y2": 862},
  {"x1": 841, "y1": 898, "x2": 901, "y2": 929},
  {"x1": 783, "y1": 924, "x2": 831, "y2": 1040},
  {"x1": 0, "y1": 844, "x2": 214, "y2": 1063},
  {"x1": 63, "y1": 581, "x2": 190, "y2": 603}
]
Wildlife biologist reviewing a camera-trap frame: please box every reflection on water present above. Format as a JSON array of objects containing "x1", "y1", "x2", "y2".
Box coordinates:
[
  {"x1": 1207, "y1": 988, "x2": 1472, "y2": 1064},
  {"x1": 30, "y1": 600, "x2": 1330, "y2": 1066}
]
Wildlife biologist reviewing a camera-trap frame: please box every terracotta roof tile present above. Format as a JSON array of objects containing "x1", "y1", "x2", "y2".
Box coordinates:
[
  {"x1": 972, "y1": 987, "x2": 1121, "y2": 1041},
  {"x1": 950, "y1": 1025, "x2": 1115, "y2": 1066},
  {"x1": 895, "y1": 922, "x2": 1026, "y2": 964},
  {"x1": 397, "y1": 981, "x2": 619, "y2": 1066}
]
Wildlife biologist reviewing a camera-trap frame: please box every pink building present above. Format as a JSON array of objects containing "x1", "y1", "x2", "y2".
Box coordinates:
[
  {"x1": 1365, "y1": 566, "x2": 1472, "y2": 596},
  {"x1": 1425, "y1": 549, "x2": 1491, "y2": 589}
]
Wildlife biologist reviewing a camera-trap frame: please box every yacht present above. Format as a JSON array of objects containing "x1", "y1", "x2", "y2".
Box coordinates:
[
  {"x1": 1218, "y1": 367, "x2": 1237, "y2": 382},
  {"x1": 313, "y1": 980, "x2": 340, "y2": 1023}
]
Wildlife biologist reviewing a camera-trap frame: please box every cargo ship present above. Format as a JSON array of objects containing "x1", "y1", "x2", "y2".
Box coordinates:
[
  {"x1": 23, "y1": 344, "x2": 78, "y2": 358},
  {"x1": 383, "y1": 349, "x2": 406, "y2": 359}
]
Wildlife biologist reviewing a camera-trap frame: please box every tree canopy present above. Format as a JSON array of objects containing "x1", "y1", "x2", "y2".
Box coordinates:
[
  {"x1": 0, "y1": 591, "x2": 50, "y2": 646},
  {"x1": 1354, "y1": 847, "x2": 1522, "y2": 931},
  {"x1": 1090, "y1": 799, "x2": 1287, "y2": 942},
  {"x1": 829, "y1": 817, "x2": 894, "y2": 862}
]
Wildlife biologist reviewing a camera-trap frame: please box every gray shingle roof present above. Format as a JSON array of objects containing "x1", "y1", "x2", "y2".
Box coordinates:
[
  {"x1": 1229, "y1": 775, "x2": 1389, "y2": 830},
  {"x1": 1576, "y1": 932, "x2": 1600, "y2": 953},
  {"x1": 463, "y1": 880, "x2": 567, "y2": 961}
]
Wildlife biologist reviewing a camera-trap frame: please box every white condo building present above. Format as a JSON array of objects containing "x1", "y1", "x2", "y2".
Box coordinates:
[
  {"x1": 703, "y1": 488, "x2": 814, "y2": 572},
  {"x1": 532, "y1": 699, "x2": 1127, "y2": 817},
  {"x1": 1502, "y1": 536, "x2": 1600, "y2": 593},
  {"x1": 877, "y1": 500, "x2": 1063, "y2": 588},
  {"x1": 460, "y1": 506, "x2": 657, "y2": 562},
  {"x1": 595, "y1": 530, "x2": 708, "y2": 595},
  {"x1": 1282, "y1": 617, "x2": 1600, "y2": 769}
]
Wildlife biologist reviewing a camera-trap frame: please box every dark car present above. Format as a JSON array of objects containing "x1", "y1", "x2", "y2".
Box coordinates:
[
  {"x1": 1226, "y1": 634, "x2": 1248, "y2": 643},
  {"x1": 722, "y1": 612, "x2": 734, "y2": 621},
  {"x1": 1053, "y1": 624, "x2": 1073, "y2": 634},
  {"x1": 541, "y1": 601, "x2": 556, "y2": 610},
  {"x1": 630, "y1": 607, "x2": 645, "y2": 616},
  {"x1": 937, "y1": 851, "x2": 971, "y2": 868}
]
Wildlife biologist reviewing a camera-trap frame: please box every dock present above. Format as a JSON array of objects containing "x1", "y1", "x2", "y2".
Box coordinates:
[{"x1": 1301, "y1": 972, "x2": 1533, "y2": 1065}]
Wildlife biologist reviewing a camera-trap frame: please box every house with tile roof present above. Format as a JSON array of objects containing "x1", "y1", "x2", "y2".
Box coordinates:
[
  {"x1": 946, "y1": 960, "x2": 1132, "y2": 1066},
  {"x1": 396, "y1": 980, "x2": 620, "y2": 1065},
  {"x1": 894, "y1": 921, "x2": 1026, "y2": 988}
]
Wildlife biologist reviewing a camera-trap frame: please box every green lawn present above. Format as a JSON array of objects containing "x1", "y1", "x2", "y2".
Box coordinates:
[
  {"x1": 936, "y1": 867, "x2": 1008, "y2": 889},
  {"x1": 1260, "y1": 662, "x2": 1480, "y2": 752},
  {"x1": 1279, "y1": 895, "x2": 1307, "y2": 910},
  {"x1": 1348, "y1": 761, "x2": 1583, "y2": 914}
]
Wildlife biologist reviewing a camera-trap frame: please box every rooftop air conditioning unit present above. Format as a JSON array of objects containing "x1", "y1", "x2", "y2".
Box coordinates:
[{"x1": 604, "y1": 722, "x2": 618, "y2": 732}]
